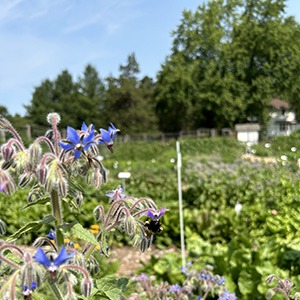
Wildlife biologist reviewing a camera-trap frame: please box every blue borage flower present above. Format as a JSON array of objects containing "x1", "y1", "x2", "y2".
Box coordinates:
[
  {"x1": 22, "y1": 282, "x2": 37, "y2": 297},
  {"x1": 105, "y1": 186, "x2": 126, "y2": 202},
  {"x1": 99, "y1": 123, "x2": 119, "y2": 150},
  {"x1": 169, "y1": 283, "x2": 181, "y2": 293},
  {"x1": 136, "y1": 273, "x2": 149, "y2": 282},
  {"x1": 33, "y1": 246, "x2": 74, "y2": 274},
  {"x1": 200, "y1": 272, "x2": 225, "y2": 286},
  {"x1": 147, "y1": 207, "x2": 166, "y2": 221},
  {"x1": 58, "y1": 125, "x2": 95, "y2": 159},
  {"x1": 81, "y1": 122, "x2": 94, "y2": 133},
  {"x1": 181, "y1": 262, "x2": 192, "y2": 276},
  {"x1": 48, "y1": 229, "x2": 56, "y2": 240},
  {"x1": 218, "y1": 290, "x2": 237, "y2": 300}
]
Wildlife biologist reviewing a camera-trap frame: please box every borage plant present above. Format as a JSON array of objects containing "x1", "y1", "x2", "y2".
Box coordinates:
[
  {"x1": 0, "y1": 113, "x2": 165, "y2": 299},
  {"x1": 126, "y1": 263, "x2": 237, "y2": 300}
]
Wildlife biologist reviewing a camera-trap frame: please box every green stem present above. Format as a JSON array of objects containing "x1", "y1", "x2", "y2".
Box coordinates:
[
  {"x1": 47, "y1": 281, "x2": 64, "y2": 300},
  {"x1": 84, "y1": 244, "x2": 97, "y2": 261},
  {"x1": 50, "y1": 190, "x2": 64, "y2": 247}
]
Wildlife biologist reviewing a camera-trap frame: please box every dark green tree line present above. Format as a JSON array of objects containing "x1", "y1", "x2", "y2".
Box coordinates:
[
  {"x1": 155, "y1": 0, "x2": 300, "y2": 130},
  {"x1": 25, "y1": 55, "x2": 158, "y2": 134}
]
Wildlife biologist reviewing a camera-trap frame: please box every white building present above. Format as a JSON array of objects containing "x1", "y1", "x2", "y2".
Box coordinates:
[{"x1": 235, "y1": 123, "x2": 261, "y2": 145}]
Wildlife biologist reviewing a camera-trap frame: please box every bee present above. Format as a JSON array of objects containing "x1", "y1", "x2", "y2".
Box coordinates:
[
  {"x1": 144, "y1": 208, "x2": 166, "y2": 235},
  {"x1": 144, "y1": 216, "x2": 163, "y2": 234}
]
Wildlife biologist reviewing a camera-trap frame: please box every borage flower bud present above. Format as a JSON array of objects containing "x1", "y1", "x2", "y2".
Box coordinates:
[
  {"x1": 86, "y1": 167, "x2": 102, "y2": 189},
  {"x1": 0, "y1": 219, "x2": 6, "y2": 235},
  {"x1": 124, "y1": 215, "x2": 136, "y2": 237},
  {"x1": 81, "y1": 278, "x2": 93, "y2": 297},
  {"x1": 0, "y1": 170, "x2": 16, "y2": 195},
  {"x1": 18, "y1": 173, "x2": 32, "y2": 188},
  {"x1": 36, "y1": 164, "x2": 48, "y2": 185},
  {"x1": 76, "y1": 191, "x2": 83, "y2": 208},
  {"x1": 140, "y1": 236, "x2": 152, "y2": 253},
  {"x1": 29, "y1": 143, "x2": 42, "y2": 168},
  {"x1": 14, "y1": 150, "x2": 30, "y2": 173},
  {"x1": 1, "y1": 143, "x2": 14, "y2": 161},
  {"x1": 93, "y1": 205, "x2": 105, "y2": 224},
  {"x1": 58, "y1": 177, "x2": 68, "y2": 198},
  {"x1": 45, "y1": 159, "x2": 66, "y2": 193},
  {"x1": 1, "y1": 159, "x2": 14, "y2": 170}
]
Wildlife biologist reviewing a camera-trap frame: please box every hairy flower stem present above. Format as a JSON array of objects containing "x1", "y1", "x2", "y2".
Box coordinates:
[
  {"x1": 50, "y1": 190, "x2": 64, "y2": 247},
  {"x1": 47, "y1": 281, "x2": 64, "y2": 300},
  {"x1": 84, "y1": 244, "x2": 97, "y2": 261},
  {"x1": 84, "y1": 230, "x2": 105, "y2": 260}
]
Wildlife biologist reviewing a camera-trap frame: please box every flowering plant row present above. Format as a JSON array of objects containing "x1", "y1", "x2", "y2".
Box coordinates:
[{"x1": 0, "y1": 113, "x2": 165, "y2": 299}]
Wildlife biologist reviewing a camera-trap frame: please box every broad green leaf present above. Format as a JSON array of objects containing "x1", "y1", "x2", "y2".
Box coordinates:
[
  {"x1": 93, "y1": 276, "x2": 129, "y2": 300},
  {"x1": 62, "y1": 223, "x2": 98, "y2": 246}
]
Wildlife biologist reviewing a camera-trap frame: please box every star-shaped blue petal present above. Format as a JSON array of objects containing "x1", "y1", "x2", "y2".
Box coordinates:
[{"x1": 34, "y1": 246, "x2": 74, "y2": 269}]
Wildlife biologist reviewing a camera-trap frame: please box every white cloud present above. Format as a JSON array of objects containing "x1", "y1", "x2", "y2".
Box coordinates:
[{"x1": 0, "y1": 0, "x2": 24, "y2": 24}]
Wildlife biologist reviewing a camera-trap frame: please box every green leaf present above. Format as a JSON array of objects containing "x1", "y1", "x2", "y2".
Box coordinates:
[
  {"x1": 62, "y1": 222, "x2": 98, "y2": 246},
  {"x1": 21, "y1": 196, "x2": 50, "y2": 210},
  {"x1": 7, "y1": 215, "x2": 55, "y2": 242},
  {"x1": 93, "y1": 276, "x2": 129, "y2": 300},
  {"x1": 68, "y1": 176, "x2": 85, "y2": 193}
]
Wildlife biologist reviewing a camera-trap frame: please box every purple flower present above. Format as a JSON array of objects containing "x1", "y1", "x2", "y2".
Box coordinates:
[
  {"x1": 81, "y1": 122, "x2": 95, "y2": 133},
  {"x1": 48, "y1": 229, "x2": 55, "y2": 240},
  {"x1": 181, "y1": 261, "x2": 192, "y2": 275},
  {"x1": 59, "y1": 125, "x2": 94, "y2": 159},
  {"x1": 147, "y1": 207, "x2": 166, "y2": 221},
  {"x1": 0, "y1": 182, "x2": 5, "y2": 192},
  {"x1": 34, "y1": 246, "x2": 74, "y2": 273},
  {"x1": 99, "y1": 123, "x2": 119, "y2": 145},
  {"x1": 181, "y1": 266, "x2": 189, "y2": 276},
  {"x1": 218, "y1": 291, "x2": 237, "y2": 300},
  {"x1": 137, "y1": 273, "x2": 148, "y2": 282},
  {"x1": 105, "y1": 186, "x2": 126, "y2": 201},
  {"x1": 169, "y1": 283, "x2": 181, "y2": 293},
  {"x1": 22, "y1": 282, "x2": 37, "y2": 297},
  {"x1": 200, "y1": 272, "x2": 211, "y2": 280}
]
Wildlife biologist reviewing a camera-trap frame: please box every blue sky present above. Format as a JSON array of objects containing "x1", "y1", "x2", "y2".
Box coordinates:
[{"x1": 0, "y1": 0, "x2": 299, "y2": 116}]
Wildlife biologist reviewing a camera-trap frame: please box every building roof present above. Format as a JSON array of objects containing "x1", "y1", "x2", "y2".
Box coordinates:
[
  {"x1": 270, "y1": 98, "x2": 290, "y2": 110},
  {"x1": 235, "y1": 123, "x2": 261, "y2": 132}
]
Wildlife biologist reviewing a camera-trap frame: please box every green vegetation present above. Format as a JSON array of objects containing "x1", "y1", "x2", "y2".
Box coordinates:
[{"x1": 3, "y1": 135, "x2": 300, "y2": 299}]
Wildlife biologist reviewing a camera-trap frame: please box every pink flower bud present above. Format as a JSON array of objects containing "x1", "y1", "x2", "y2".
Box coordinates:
[
  {"x1": 81, "y1": 278, "x2": 93, "y2": 297},
  {"x1": 1, "y1": 143, "x2": 14, "y2": 161},
  {"x1": 36, "y1": 164, "x2": 48, "y2": 185},
  {"x1": 58, "y1": 178, "x2": 68, "y2": 198},
  {"x1": 29, "y1": 143, "x2": 42, "y2": 168}
]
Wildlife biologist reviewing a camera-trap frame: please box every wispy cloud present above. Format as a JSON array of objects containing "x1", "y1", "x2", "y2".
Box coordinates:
[
  {"x1": 0, "y1": 0, "x2": 24, "y2": 23},
  {"x1": 62, "y1": 0, "x2": 142, "y2": 35}
]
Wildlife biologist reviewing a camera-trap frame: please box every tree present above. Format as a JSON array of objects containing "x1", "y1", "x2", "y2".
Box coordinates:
[
  {"x1": 76, "y1": 64, "x2": 106, "y2": 125},
  {"x1": 0, "y1": 106, "x2": 10, "y2": 118},
  {"x1": 105, "y1": 53, "x2": 158, "y2": 133},
  {"x1": 155, "y1": 0, "x2": 300, "y2": 131},
  {"x1": 25, "y1": 69, "x2": 98, "y2": 129},
  {"x1": 25, "y1": 79, "x2": 55, "y2": 127}
]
